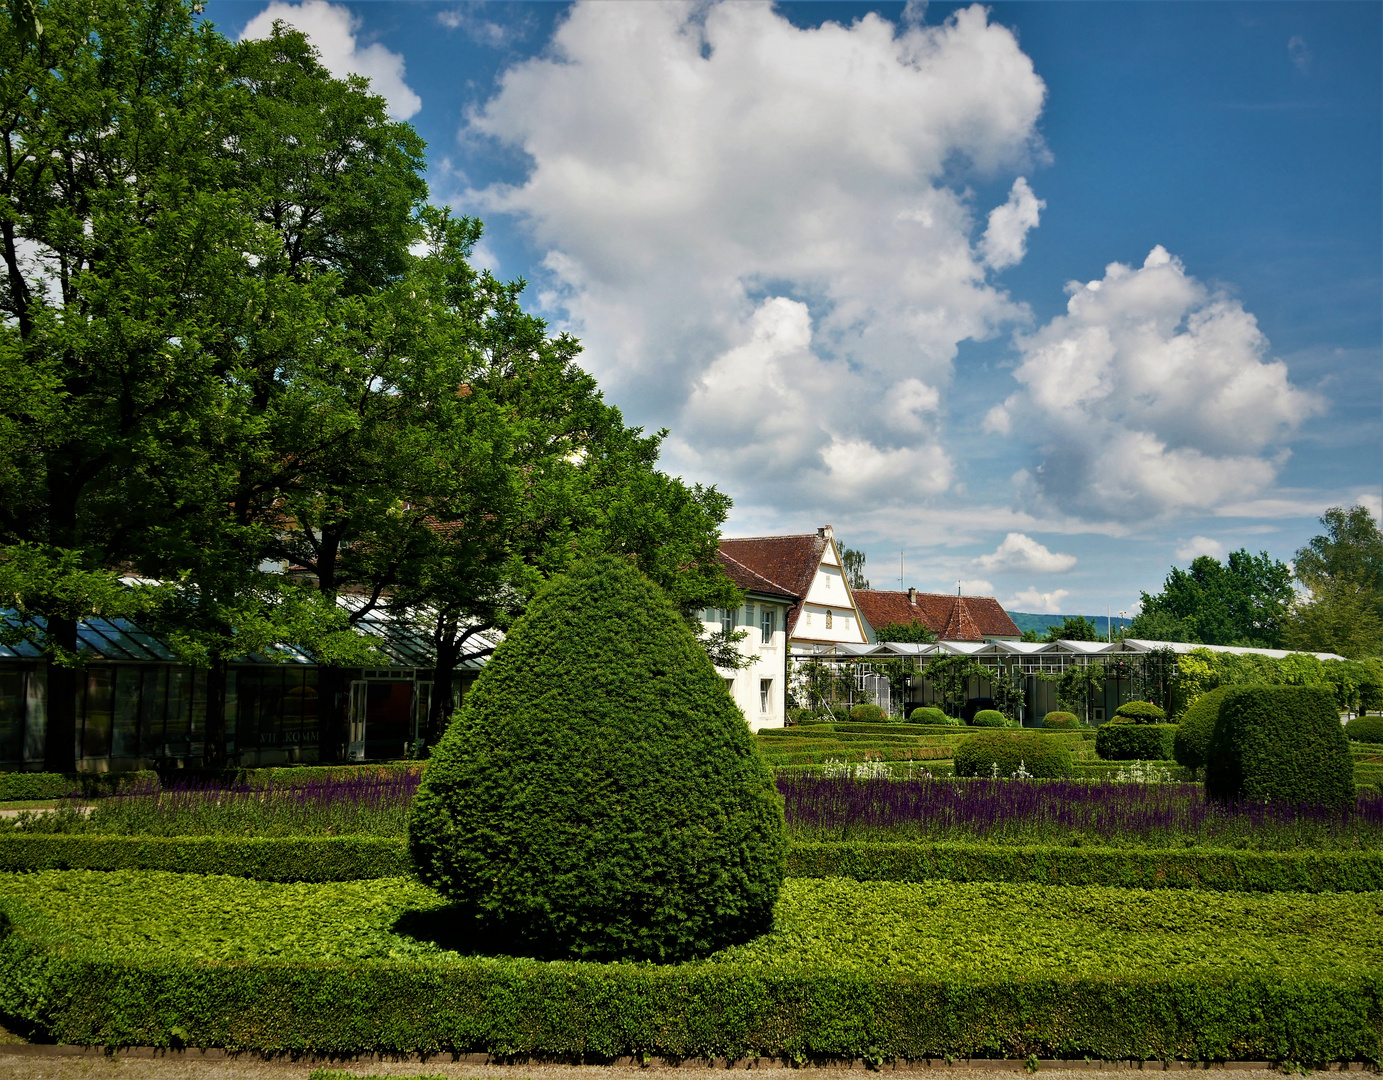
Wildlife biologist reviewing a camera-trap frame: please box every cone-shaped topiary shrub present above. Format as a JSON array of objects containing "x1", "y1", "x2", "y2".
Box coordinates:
[
  {"x1": 1042, "y1": 711, "x2": 1081, "y2": 730},
  {"x1": 1204, "y1": 686, "x2": 1354, "y2": 810},
  {"x1": 1173, "y1": 686, "x2": 1234, "y2": 775},
  {"x1": 971, "y1": 709, "x2": 1010, "y2": 728},
  {"x1": 1112, "y1": 700, "x2": 1166, "y2": 724},
  {"x1": 954, "y1": 731, "x2": 1073, "y2": 778},
  {"x1": 408, "y1": 555, "x2": 788, "y2": 962},
  {"x1": 849, "y1": 703, "x2": 888, "y2": 721},
  {"x1": 910, "y1": 706, "x2": 955, "y2": 725}
]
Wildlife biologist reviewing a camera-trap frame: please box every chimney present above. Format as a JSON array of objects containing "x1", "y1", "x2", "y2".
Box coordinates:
[
  {"x1": 817, "y1": 525, "x2": 834, "y2": 540},
  {"x1": 908, "y1": 587, "x2": 916, "y2": 605}
]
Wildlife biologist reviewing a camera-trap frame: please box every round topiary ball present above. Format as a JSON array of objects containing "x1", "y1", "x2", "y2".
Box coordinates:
[
  {"x1": 408, "y1": 555, "x2": 788, "y2": 962},
  {"x1": 1042, "y1": 711, "x2": 1081, "y2": 730},
  {"x1": 1112, "y1": 700, "x2": 1166, "y2": 724},
  {"x1": 910, "y1": 706, "x2": 955, "y2": 726},
  {"x1": 954, "y1": 731, "x2": 1073, "y2": 778},
  {"x1": 1173, "y1": 686, "x2": 1233, "y2": 774},
  {"x1": 849, "y1": 703, "x2": 888, "y2": 721},
  {"x1": 1345, "y1": 715, "x2": 1383, "y2": 744},
  {"x1": 971, "y1": 709, "x2": 1010, "y2": 728}
]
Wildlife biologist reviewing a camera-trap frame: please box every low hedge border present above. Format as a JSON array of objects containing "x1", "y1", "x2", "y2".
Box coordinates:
[
  {"x1": 1096, "y1": 723, "x2": 1178, "y2": 762},
  {"x1": 0, "y1": 914, "x2": 1376, "y2": 1061},
  {"x1": 6, "y1": 834, "x2": 1380, "y2": 893},
  {"x1": 0, "y1": 835, "x2": 409, "y2": 881},
  {"x1": 788, "y1": 841, "x2": 1383, "y2": 894},
  {"x1": 0, "y1": 770, "x2": 158, "y2": 801}
]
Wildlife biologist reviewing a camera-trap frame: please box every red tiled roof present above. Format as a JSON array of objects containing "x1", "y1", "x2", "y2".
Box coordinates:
[
  {"x1": 718, "y1": 533, "x2": 827, "y2": 637},
  {"x1": 939, "y1": 595, "x2": 983, "y2": 642},
  {"x1": 854, "y1": 589, "x2": 1021, "y2": 641},
  {"x1": 715, "y1": 551, "x2": 798, "y2": 601}
]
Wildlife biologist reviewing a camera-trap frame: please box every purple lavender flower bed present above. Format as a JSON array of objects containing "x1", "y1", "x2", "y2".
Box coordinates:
[
  {"x1": 0, "y1": 772, "x2": 421, "y2": 838},
  {"x1": 778, "y1": 774, "x2": 1383, "y2": 851}
]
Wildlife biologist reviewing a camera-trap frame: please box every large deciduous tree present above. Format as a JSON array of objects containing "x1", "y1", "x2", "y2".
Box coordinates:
[
  {"x1": 1138, "y1": 550, "x2": 1294, "y2": 649},
  {"x1": 1284, "y1": 505, "x2": 1383, "y2": 659}
]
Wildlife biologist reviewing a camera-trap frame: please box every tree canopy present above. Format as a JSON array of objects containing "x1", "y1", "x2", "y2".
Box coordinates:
[
  {"x1": 0, "y1": 0, "x2": 738, "y2": 768},
  {"x1": 1137, "y1": 550, "x2": 1294, "y2": 649},
  {"x1": 1283, "y1": 505, "x2": 1383, "y2": 659}
]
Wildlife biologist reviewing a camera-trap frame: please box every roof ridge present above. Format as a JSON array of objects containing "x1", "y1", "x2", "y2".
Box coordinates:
[{"x1": 721, "y1": 533, "x2": 821, "y2": 542}]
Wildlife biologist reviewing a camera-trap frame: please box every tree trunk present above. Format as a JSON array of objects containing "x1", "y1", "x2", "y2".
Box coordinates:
[
  {"x1": 203, "y1": 653, "x2": 229, "y2": 769},
  {"x1": 426, "y1": 635, "x2": 460, "y2": 747},
  {"x1": 43, "y1": 617, "x2": 80, "y2": 773}
]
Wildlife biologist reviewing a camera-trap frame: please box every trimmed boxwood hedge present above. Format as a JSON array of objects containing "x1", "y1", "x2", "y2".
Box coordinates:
[
  {"x1": 954, "y1": 732, "x2": 1073, "y2": 778},
  {"x1": 1041, "y1": 711, "x2": 1081, "y2": 730},
  {"x1": 2, "y1": 876, "x2": 1381, "y2": 1061},
  {"x1": 1112, "y1": 700, "x2": 1166, "y2": 724},
  {"x1": 1096, "y1": 723, "x2": 1178, "y2": 762},
  {"x1": 1345, "y1": 716, "x2": 1383, "y2": 744},
  {"x1": 409, "y1": 555, "x2": 787, "y2": 962},
  {"x1": 0, "y1": 834, "x2": 409, "y2": 881},
  {"x1": 0, "y1": 770, "x2": 158, "y2": 802},
  {"x1": 1173, "y1": 687, "x2": 1234, "y2": 774},
  {"x1": 788, "y1": 840, "x2": 1383, "y2": 893},
  {"x1": 909, "y1": 707, "x2": 955, "y2": 725},
  {"x1": 1206, "y1": 686, "x2": 1355, "y2": 810},
  {"x1": 970, "y1": 709, "x2": 1009, "y2": 728},
  {"x1": 849, "y1": 703, "x2": 888, "y2": 721}
]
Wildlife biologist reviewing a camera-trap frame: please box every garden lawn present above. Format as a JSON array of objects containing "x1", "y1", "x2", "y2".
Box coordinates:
[{"x1": 2, "y1": 870, "x2": 1380, "y2": 978}]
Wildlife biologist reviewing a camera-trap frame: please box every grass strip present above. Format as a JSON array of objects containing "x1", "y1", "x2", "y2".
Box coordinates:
[
  {"x1": 0, "y1": 874, "x2": 1379, "y2": 1061},
  {"x1": 4, "y1": 834, "x2": 1383, "y2": 891}
]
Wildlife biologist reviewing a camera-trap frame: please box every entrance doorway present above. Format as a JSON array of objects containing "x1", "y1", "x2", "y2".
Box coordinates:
[{"x1": 347, "y1": 675, "x2": 422, "y2": 761}]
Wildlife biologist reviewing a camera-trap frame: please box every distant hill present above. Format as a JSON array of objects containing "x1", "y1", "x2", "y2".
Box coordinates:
[{"x1": 1006, "y1": 612, "x2": 1132, "y2": 638}]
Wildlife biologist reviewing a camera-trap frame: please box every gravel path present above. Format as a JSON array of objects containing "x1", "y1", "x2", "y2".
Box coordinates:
[{"x1": 0, "y1": 1052, "x2": 1324, "y2": 1080}]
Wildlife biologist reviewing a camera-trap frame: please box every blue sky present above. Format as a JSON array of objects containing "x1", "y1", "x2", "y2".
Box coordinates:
[{"x1": 206, "y1": 0, "x2": 1381, "y2": 616}]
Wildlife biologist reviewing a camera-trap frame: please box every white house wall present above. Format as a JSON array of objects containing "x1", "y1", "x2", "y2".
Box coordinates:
[
  {"x1": 796, "y1": 545, "x2": 868, "y2": 645},
  {"x1": 703, "y1": 598, "x2": 788, "y2": 733}
]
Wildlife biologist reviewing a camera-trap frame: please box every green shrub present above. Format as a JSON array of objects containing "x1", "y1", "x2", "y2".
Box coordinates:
[
  {"x1": 1205, "y1": 686, "x2": 1355, "y2": 810},
  {"x1": 0, "y1": 770, "x2": 158, "y2": 801},
  {"x1": 1041, "y1": 711, "x2": 1081, "y2": 730},
  {"x1": 849, "y1": 703, "x2": 888, "y2": 721},
  {"x1": 408, "y1": 555, "x2": 788, "y2": 962},
  {"x1": 1344, "y1": 715, "x2": 1383, "y2": 744},
  {"x1": 970, "y1": 709, "x2": 1010, "y2": 728},
  {"x1": 909, "y1": 706, "x2": 956, "y2": 726},
  {"x1": 1174, "y1": 687, "x2": 1234, "y2": 774},
  {"x1": 788, "y1": 841, "x2": 1383, "y2": 893},
  {"x1": 1096, "y1": 723, "x2": 1178, "y2": 762},
  {"x1": 786, "y1": 707, "x2": 815, "y2": 725},
  {"x1": 4, "y1": 874, "x2": 1381, "y2": 1061},
  {"x1": 0, "y1": 834, "x2": 407, "y2": 880},
  {"x1": 1112, "y1": 700, "x2": 1166, "y2": 724},
  {"x1": 953, "y1": 732, "x2": 1073, "y2": 778}
]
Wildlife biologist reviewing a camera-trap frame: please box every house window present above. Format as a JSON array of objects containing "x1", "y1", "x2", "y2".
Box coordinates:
[
  {"x1": 760, "y1": 606, "x2": 775, "y2": 643},
  {"x1": 825, "y1": 609, "x2": 833, "y2": 629},
  {"x1": 720, "y1": 606, "x2": 737, "y2": 633},
  {"x1": 805, "y1": 611, "x2": 813, "y2": 628},
  {"x1": 760, "y1": 679, "x2": 772, "y2": 713},
  {"x1": 745, "y1": 602, "x2": 755, "y2": 627},
  {"x1": 723, "y1": 678, "x2": 735, "y2": 695}
]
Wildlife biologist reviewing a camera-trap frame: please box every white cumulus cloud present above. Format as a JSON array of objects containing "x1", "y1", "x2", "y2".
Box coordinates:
[
  {"x1": 241, "y1": 0, "x2": 422, "y2": 119},
  {"x1": 1005, "y1": 246, "x2": 1324, "y2": 520},
  {"x1": 981, "y1": 177, "x2": 1045, "y2": 270},
  {"x1": 1006, "y1": 586, "x2": 1069, "y2": 614},
  {"x1": 468, "y1": 0, "x2": 1047, "y2": 512},
  {"x1": 958, "y1": 578, "x2": 996, "y2": 595},
  {"x1": 1175, "y1": 536, "x2": 1227, "y2": 561},
  {"x1": 976, "y1": 532, "x2": 1077, "y2": 572}
]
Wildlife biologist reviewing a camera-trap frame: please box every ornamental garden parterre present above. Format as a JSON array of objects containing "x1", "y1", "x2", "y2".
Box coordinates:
[{"x1": 2, "y1": 556, "x2": 1383, "y2": 1064}]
